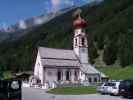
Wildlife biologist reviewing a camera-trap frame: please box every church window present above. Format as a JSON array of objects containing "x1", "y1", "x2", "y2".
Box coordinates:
[
  {"x1": 57, "y1": 71, "x2": 62, "y2": 81},
  {"x1": 75, "y1": 38, "x2": 77, "y2": 46},
  {"x1": 89, "y1": 77, "x2": 92, "y2": 83},
  {"x1": 66, "y1": 70, "x2": 70, "y2": 81},
  {"x1": 82, "y1": 29, "x2": 85, "y2": 33},
  {"x1": 81, "y1": 37, "x2": 85, "y2": 46},
  {"x1": 94, "y1": 77, "x2": 97, "y2": 83}
]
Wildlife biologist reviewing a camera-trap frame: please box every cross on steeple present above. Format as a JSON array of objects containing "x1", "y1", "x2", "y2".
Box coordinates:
[{"x1": 73, "y1": 8, "x2": 82, "y2": 19}]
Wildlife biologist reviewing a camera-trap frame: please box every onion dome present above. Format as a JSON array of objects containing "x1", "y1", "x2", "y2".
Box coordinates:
[{"x1": 73, "y1": 16, "x2": 87, "y2": 29}]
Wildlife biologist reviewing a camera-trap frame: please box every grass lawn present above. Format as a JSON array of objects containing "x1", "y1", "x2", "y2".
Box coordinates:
[
  {"x1": 47, "y1": 86, "x2": 97, "y2": 95},
  {"x1": 97, "y1": 65, "x2": 133, "y2": 80}
]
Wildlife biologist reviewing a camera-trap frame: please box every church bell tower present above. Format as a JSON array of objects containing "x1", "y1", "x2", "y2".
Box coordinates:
[{"x1": 73, "y1": 9, "x2": 89, "y2": 64}]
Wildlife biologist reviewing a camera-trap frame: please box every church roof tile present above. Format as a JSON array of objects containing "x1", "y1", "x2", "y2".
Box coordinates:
[
  {"x1": 38, "y1": 47, "x2": 80, "y2": 67},
  {"x1": 41, "y1": 59, "x2": 80, "y2": 67},
  {"x1": 39, "y1": 47, "x2": 77, "y2": 60}
]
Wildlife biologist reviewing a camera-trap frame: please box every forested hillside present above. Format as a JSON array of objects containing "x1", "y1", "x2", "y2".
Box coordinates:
[{"x1": 0, "y1": 0, "x2": 133, "y2": 72}]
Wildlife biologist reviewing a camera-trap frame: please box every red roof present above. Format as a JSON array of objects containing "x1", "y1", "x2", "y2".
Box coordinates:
[{"x1": 73, "y1": 17, "x2": 87, "y2": 29}]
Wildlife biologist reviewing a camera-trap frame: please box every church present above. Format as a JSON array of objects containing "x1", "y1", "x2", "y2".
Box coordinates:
[{"x1": 34, "y1": 10, "x2": 108, "y2": 88}]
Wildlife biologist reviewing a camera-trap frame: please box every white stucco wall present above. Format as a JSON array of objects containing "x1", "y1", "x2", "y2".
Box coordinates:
[
  {"x1": 34, "y1": 51, "x2": 81, "y2": 85},
  {"x1": 79, "y1": 70, "x2": 100, "y2": 83},
  {"x1": 34, "y1": 51, "x2": 41, "y2": 76},
  {"x1": 71, "y1": 69, "x2": 75, "y2": 82},
  {"x1": 74, "y1": 47, "x2": 89, "y2": 64},
  {"x1": 44, "y1": 68, "x2": 80, "y2": 83},
  {"x1": 45, "y1": 68, "x2": 57, "y2": 83},
  {"x1": 74, "y1": 47, "x2": 79, "y2": 57},
  {"x1": 86, "y1": 74, "x2": 100, "y2": 83},
  {"x1": 39, "y1": 67, "x2": 44, "y2": 84},
  {"x1": 79, "y1": 71, "x2": 85, "y2": 81},
  {"x1": 79, "y1": 48, "x2": 89, "y2": 64},
  {"x1": 34, "y1": 51, "x2": 44, "y2": 84},
  {"x1": 73, "y1": 28, "x2": 89, "y2": 64}
]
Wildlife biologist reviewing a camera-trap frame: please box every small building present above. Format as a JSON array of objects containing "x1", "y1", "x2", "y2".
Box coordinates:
[
  {"x1": 34, "y1": 10, "x2": 108, "y2": 88},
  {"x1": 15, "y1": 71, "x2": 32, "y2": 82}
]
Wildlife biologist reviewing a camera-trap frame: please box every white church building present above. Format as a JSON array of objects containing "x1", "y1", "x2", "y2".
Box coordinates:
[{"x1": 34, "y1": 10, "x2": 108, "y2": 88}]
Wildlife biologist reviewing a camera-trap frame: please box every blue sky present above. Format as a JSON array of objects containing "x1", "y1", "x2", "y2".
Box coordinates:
[{"x1": 0, "y1": 0, "x2": 95, "y2": 28}]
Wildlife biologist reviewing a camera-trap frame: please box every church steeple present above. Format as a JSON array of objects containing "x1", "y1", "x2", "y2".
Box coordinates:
[{"x1": 73, "y1": 9, "x2": 89, "y2": 64}]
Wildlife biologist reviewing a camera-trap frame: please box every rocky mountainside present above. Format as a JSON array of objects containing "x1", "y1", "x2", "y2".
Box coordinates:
[
  {"x1": 6, "y1": 6, "x2": 75, "y2": 32},
  {"x1": 0, "y1": 0, "x2": 133, "y2": 72},
  {"x1": 0, "y1": 6, "x2": 76, "y2": 43},
  {"x1": 0, "y1": 0, "x2": 102, "y2": 43}
]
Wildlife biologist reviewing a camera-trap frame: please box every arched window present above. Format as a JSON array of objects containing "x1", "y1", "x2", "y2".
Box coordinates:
[
  {"x1": 94, "y1": 77, "x2": 97, "y2": 83},
  {"x1": 75, "y1": 38, "x2": 77, "y2": 46},
  {"x1": 57, "y1": 71, "x2": 61, "y2": 81},
  {"x1": 89, "y1": 77, "x2": 92, "y2": 83},
  {"x1": 81, "y1": 37, "x2": 85, "y2": 46},
  {"x1": 66, "y1": 70, "x2": 70, "y2": 81}
]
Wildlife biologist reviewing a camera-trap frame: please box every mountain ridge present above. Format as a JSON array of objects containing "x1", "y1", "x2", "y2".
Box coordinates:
[{"x1": 0, "y1": 0, "x2": 133, "y2": 72}]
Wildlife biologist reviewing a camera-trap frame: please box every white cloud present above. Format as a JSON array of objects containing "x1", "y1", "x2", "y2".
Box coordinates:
[
  {"x1": 51, "y1": 0, "x2": 74, "y2": 11},
  {"x1": 34, "y1": 18, "x2": 44, "y2": 25},
  {"x1": 51, "y1": 0, "x2": 61, "y2": 6},
  {"x1": 64, "y1": 0, "x2": 74, "y2": 6},
  {"x1": 19, "y1": 20, "x2": 27, "y2": 29},
  {"x1": 2, "y1": 23, "x2": 8, "y2": 30},
  {"x1": 51, "y1": 0, "x2": 61, "y2": 12}
]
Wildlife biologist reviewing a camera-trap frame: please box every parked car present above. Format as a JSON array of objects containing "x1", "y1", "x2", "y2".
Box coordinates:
[
  {"x1": 119, "y1": 80, "x2": 133, "y2": 98},
  {"x1": 109, "y1": 81, "x2": 121, "y2": 96},
  {"x1": 97, "y1": 82, "x2": 115, "y2": 94},
  {"x1": 0, "y1": 79, "x2": 22, "y2": 100}
]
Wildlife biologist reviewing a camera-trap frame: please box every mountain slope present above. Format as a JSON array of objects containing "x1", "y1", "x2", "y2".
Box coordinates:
[
  {"x1": 0, "y1": 6, "x2": 76, "y2": 42},
  {"x1": 98, "y1": 65, "x2": 133, "y2": 80},
  {"x1": 0, "y1": 0, "x2": 133, "y2": 71}
]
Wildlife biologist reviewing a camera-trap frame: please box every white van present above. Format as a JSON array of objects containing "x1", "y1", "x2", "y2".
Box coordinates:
[
  {"x1": 109, "y1": 81, "x2": 121, "y2": 96},
  {"x1": 97, "y1": 82, "x2": 115, "y2": 94}
]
